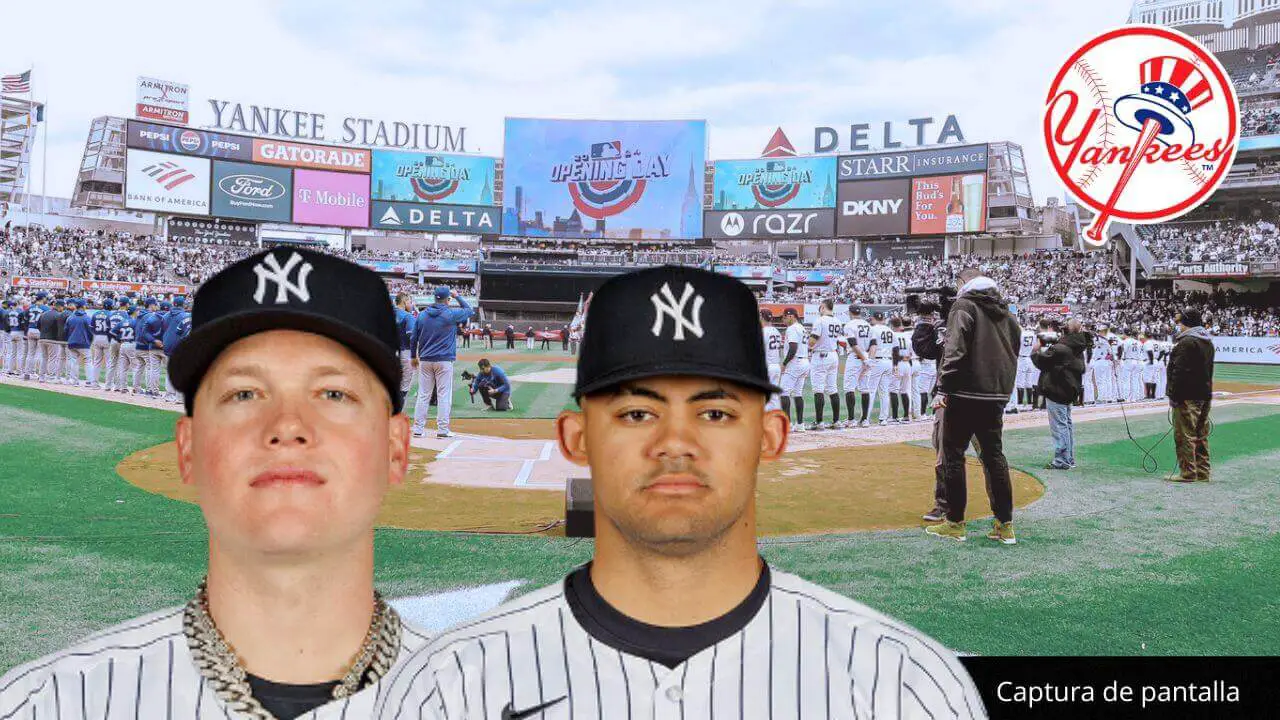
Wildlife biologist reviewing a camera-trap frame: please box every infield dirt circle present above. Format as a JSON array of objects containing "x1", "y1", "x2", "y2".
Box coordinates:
[{"x1": 118, "y1": 419, "x2": 1043, "y2": 537}]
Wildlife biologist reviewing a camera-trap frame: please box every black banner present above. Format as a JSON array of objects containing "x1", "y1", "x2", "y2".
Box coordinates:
[
  {"x1": 167, "y1": 216, "x2": 258, "y2": 247},
  {"x1": 859, "y1": 238, "x2": 944, "y2": 261},
  {"x1": 961, "y1": 657, "x2": 1279, "y2": 719}
]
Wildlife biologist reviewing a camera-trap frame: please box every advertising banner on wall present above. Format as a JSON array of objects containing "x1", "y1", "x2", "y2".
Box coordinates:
[
  {"x1": 703, "y1": 208, "x2": 836, "y2": 240},
  {"x1": 713, "y1": 264, "x2": 777, "y2": 280},
  {"x1": 10, "y1": 277, "x2": 70, "y2": 291},
  {"x1": 136, "y1": 77, "x2": 189, "y2": 124},
  {"x1": 909, "y1": 173, "x2": 987, "y2": 234},
  {"x1": 1026, "y1": 303, "x2": 1072, "y2": 315},
  {"x1": 837, "y1": 143, "x2": 989, "y2": 180},
  {"x1": 253, "y1": 139, "x2": 372, "y2": 173},
  {"x1": 292, "y1": 169, "x2": 370, "y2": 227},
  {"x1": 167, "y1": 217, "x2": 258, "y2": 246},
  {"x1": 1176, "y1": 262, "x2": 1251, "y2": 278},
  {"x1": 81, "y1": 279, "x2": 193, "y2": 296},
  {"x1": 836, "y1": 178, "x2": 911, "y2": 236},
  {"x1": 857, "y1": 239, "x2": 945, "y2": 261},
  {"x1": 127, "y1": 121, "x2": 253, "y2": 161},
  {"x1": 356, "y1": 259, "x2": 415, "y2": 275},
  {"x1": 125, "y1": 149, "x2": 210, "y2": 215},
  {"x1": 502, "y1": 118, "x2": 707, "y2": 240},
  {"x1": 786, "y1": 268, "x2": 846, "y2": 283},
  {"x1": 371, "y1": 201, "x2": 499, "y2": 233},
  {"x1": 211, "y1": 161, "x2": 293, "y2": 222},
  {"x1": 418, "y1": 259, "x2": 479, "y2": 273},
  {"x1": 370, "y1": 150, "x2": 497, "y2": 205},
  {"x1": 711, "y1": 156, "x2": 837, "y2": 210},
  {"x1": 1212, "y1": 336, "x2": 1280, "y2": 364}
]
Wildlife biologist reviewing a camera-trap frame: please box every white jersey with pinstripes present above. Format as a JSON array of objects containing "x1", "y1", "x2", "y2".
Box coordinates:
[
  {"x1": 0, "y1": 607, "x2": 430, "y2": 719},
  {"x1": 373, "y1": 570, "x2": 986, "y2": 720}
]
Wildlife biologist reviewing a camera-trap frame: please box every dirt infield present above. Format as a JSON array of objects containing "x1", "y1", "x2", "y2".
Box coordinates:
[{"x1": 117, "y1": 439, "x2": 1043, "y2": 536}]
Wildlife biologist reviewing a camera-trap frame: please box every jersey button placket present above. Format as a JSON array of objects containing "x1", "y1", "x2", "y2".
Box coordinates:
[{"x1": 663, "y1": 684, "x2": 683, "y2": 703}]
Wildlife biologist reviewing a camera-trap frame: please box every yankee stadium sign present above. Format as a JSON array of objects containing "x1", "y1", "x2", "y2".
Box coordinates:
[{"x1": 207, "y1": 99, "x2": 467, "y2": 152}]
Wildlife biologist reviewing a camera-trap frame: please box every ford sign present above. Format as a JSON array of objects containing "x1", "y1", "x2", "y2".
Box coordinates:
[{"x1": 219, "y1": 174, "x2": 287, "y2": 200}]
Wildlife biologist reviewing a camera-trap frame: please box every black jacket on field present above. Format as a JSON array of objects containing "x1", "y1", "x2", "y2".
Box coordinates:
[
  {"x1": 937, "y1": 284, "x2": 1020, "y2": 402},
  {"x1": 36, "y1": 307, "x2": 59, "y2": 338},
  {"x1": 1032, "y1": 333, "x2": 1088, "y2": 404},
  {"x1": 1167, "y1": 326, "x2": 1215, "y2": 402}
]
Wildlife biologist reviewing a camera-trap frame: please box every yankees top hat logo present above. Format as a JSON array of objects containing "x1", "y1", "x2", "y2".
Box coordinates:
[{"x1": 1043, "y1": 25, "x2": 1238, "y2": 247}]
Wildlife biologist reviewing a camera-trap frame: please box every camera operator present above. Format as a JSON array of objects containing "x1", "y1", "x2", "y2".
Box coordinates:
[
  {"x1": 926, "y1": 268, "x2": 1021, "y2": 544},
  {"x1": 465, "y1": 358, "x2": 512, "y2": 411},
  {"x1": 910, "y1": 292, "x2": 959, "y2": 524}
]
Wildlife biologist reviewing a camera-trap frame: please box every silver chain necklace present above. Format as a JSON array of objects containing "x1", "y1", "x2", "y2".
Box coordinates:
[{"x1": 183, "y1": 578, "x2": 402, "y2": 720}]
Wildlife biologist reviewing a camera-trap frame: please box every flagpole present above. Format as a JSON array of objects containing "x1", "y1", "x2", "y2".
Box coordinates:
[{"x1": 36, "y1": 65, "x2": 47, "y2": 217}]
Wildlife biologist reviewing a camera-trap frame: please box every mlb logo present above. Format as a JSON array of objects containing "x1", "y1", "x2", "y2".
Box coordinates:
[
  {"x1": 425, "y1": 156, "x2": 445, "y2": 167},
  {"x1": 767, "y1": 160, "x2": 786, "y2": 173},
  {"x1": 590, "y1": 141, "x2": 623, "y2": 159}
]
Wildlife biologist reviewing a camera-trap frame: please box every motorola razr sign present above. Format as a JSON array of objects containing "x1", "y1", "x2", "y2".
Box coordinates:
[
  {"x1": 212, "y1": 160, "x2": 293, "y2": 222},
  {"x1": 838, "y1": 144, "x2": 990, "y2": 180},
  {"x1": 703, "y1": 209, "x2": 836, "y2": 239}
]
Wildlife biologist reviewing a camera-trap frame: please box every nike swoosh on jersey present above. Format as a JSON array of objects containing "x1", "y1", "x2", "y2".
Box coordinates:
[{"x1": 501, "y1": 696, "x2": 567, "y2": 719}]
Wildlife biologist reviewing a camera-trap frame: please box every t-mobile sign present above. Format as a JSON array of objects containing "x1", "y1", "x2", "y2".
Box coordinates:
[{"x1": 292, "y1": 168, "x2": 370, "y2": 227}]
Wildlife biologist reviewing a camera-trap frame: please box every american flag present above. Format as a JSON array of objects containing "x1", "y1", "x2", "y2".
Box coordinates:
[{"x1": 2, "y1": 70, "x2": 31, "y2": 94}]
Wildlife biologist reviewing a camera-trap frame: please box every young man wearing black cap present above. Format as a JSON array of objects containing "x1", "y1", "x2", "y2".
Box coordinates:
[
  {"x1": 0, "y1": 249, "x2": 429, "y2": 718},
  {"x1": 378, "y1": 265, "x2": 984, "y2": 719}
]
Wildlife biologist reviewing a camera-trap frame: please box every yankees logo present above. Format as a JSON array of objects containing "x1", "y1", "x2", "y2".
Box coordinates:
[
  {"x1": 1044, "y1": 25, "x2": 1238, "y2": 246},
  {"x1": 252, "y1": 251, "x2": 313, "y2": 305},
  {"x1": 650, "y1": 282, "x2": 705, "y2": 341}
]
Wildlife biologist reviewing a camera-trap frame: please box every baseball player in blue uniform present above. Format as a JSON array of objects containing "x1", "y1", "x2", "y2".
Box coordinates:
[
  {"x1": 3, "y1": 299, "x2": 23, "y2": 375},
  {"x1": 394, "y1": 292, "x2": 418, "y2": 408},
  {"x1": 23, "y1": 292, "x2": 49, "y2": 381},
  {"x1": 88, "y1": 298, "x2": 113, "y2": 387},
  {"x1": 116, "y1": 305, "x2": 141, "y2": 393},
  {"x1": 162, "y1": 297, "x2": 192, "y2": 403},
  {"x1": 135, "y1": 297, "x2": 165, "y2": 396},
  {"x1": 410, "y1": 286, "x2": 474, "y2": 438},
  {"x1": 63, "y1": 299, "x2": 94, "y2": 386}
]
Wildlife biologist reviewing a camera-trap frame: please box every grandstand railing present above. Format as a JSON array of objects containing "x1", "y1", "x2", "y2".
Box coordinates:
[{"x1": 1114, "y1": 222, "x2": 1157, "y2": 277}]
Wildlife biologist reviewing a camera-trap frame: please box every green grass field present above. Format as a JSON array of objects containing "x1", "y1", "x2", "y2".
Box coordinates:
[{"x1": 1, "y1": 365, "x2": 1278, "y2": 667}]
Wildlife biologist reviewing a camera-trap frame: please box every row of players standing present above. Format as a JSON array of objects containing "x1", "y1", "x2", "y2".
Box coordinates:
[
  {"x1": 760, "y1": 303, "x2": 1175, "y2": 433},
  {"x1": 761, "y1": 300, "x2": 935, "y2": 431},
  {"x1": 2, "y1": 292, "x2": 191, "y2": 400}
]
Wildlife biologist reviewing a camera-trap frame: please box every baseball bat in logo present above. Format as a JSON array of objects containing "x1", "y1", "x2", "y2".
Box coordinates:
[
  {"x1": 551, "y1": 140, "x2": 668, "y2": 219},
  {"x1": 1044, "y1": 26, "x2": 1238, "y2": 246},
  {"x1": 143, "y1": 161, "x2": 196, "y2": 190}
]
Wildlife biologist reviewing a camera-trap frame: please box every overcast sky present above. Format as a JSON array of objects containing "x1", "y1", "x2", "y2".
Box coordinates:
[{"x1": 4, "y1": 0, "x2": 1130, "y2": 203}]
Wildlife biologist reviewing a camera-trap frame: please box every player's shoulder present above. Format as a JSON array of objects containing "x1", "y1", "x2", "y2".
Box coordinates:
[
  {"x1": 0, "y1": 607, "x2": 183, "y2": 709},
  {"x1": 770, "y1": 570, "x2": 967, "y2": 666}
]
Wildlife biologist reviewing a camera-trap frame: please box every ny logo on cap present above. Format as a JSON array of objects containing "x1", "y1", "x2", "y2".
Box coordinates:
[
  {"x1": 252, "y1": 252, "x2": 313, "y2": 305},
  {"x1": 650, "y1": 282, "x2": 705, "y2": 341}
]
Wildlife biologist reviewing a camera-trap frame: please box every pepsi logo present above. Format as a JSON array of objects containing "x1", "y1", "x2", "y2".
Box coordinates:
[
  {"x1": 219, "y1": 174, "x2": 286, "y2": 200},
  {"x1": 178, "y1": 130, "x2": 203, "y2": 153}
]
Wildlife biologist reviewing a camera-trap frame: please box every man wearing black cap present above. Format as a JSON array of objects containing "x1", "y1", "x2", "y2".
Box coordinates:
[
  {"x1": 1167, "y1": 308, "x2": 1215, "y2": 482},
  {"x1": 0, "y1": 248, "x2": 430, "y2": 718},
  {"x1": 379, "y1": 265, "x2": 984, "y2": 719}
]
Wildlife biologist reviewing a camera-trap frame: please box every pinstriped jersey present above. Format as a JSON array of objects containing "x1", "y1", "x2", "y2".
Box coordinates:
[
  {"x1": 762, "y1": 326, "x2": 783, "y2": 367},
  {"x1": 0, "y1": 606, "x2": 430, "y2": 719},
  {"x1": 374, "y1": 568, "x2": 985, "y2": 719}
]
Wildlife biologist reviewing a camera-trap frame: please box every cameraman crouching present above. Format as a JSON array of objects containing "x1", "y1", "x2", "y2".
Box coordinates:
[
  {"x1": 469, "y1": 358, "x2": 512, "y2": 411},
  {"x1": 927, "y1": 268, "x2": 1021, "y2": 545}
]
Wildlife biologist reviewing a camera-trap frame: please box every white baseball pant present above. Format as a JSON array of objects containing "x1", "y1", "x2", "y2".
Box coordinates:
[
  {"x1": 766, "y1": 363, "x2": 782, "y2": 412},
  {"x1": 1090, "y1": 359, "x2": 1116, "y2": 402},
  {"x1": 89, "y1": 336, "x2": 110, "y2": 384},
  {"x1": 4, "y1": 332, "x2": 20, "y2": 373},
  {"x1": 37, "y1": 339, "x2": 59, "y2": 380},
  {"x1": 1119, "y1": 360, "x2": 1142, "y2": 401},
  {"x1": 24, "y1": 331, "x2": 42, "y2": 377},
  {"x1": 65, "y1": 347, "x2": 89, "y2": 384},
  {"x1": 0, "y1": 333, "x2": 10, "y2": 372},
  {"x1": 1082, "y1": 363, "x2": 1096, "y2": 404},
  {"x1": 861, "y1": 358, "x2": 893, "y2": 421},
  {"x1": 842, "y1": 356, "x2": 865, "y2": 396},
  {"x1": 104, "y1": 341, "x2": 120, "y2": 389},
  {"x1": 1015, "y1": 356, "x2": 1035, "y2": 391},
  {"x1": 1141, "y1": 363, "x2": 1159, "y2": 385},
  {"x1": 1155, "y1": 365, "x2": 1168, "y2": 399},
  {"x1": 780, "y1": 358, "x2": 810, "y2": 397},
  {"x1": 808, "y1": 352, "x2": 838, "y2": 395},
  {"x1": 399, "y1": 349, "x2": 416, "y2": 400},
  {"x1": 117, "y1": 345, "x2": 140, "y2": 390},
  {"x1": 413, "y1": 360, "x2": 455, "y2": 433},
  {"x1": 143, "y1": 349, "x2": 162, "y2": 393}
]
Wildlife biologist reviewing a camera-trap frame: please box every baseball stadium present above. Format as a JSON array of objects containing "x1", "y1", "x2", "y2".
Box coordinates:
[{"x1": 2, "y1": 1, "x2": 1280, "y2": 717}]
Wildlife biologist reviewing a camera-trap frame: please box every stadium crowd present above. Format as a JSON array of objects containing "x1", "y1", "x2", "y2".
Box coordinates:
[{"x1": 1141, "y1": 220, "x2": 1280, "y2": 264}]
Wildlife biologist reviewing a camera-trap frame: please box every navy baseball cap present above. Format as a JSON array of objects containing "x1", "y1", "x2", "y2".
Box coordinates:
[
  {"x1": 104, "y1": 299, "x2": 116, "y2": 310},
  {"x1": 160, "y1": 301, "x2": 172, "y2": 311},
  {"x1": 573, "y1": 265, "x2": 780, "y2": 399},
  {"x1": 174, "y1": 297, "x2": 186, "y2": 308},
  {"x1": 169, "y1": 248, "x2": 402, "y2": 416},
  {"x1": 72, "y1": 298, "x2": 85, "y2": 308},
  {"x1": 144, "y1": 297, "x2": 158, "y2": 307},
  {"x1": 434, "y1": 286, "x2": 451, "y2": 299}
]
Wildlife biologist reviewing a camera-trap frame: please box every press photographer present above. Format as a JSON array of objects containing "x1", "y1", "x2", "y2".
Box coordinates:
[{"x1": 462, "y1": 358, "x2": 512, "y2": 411}]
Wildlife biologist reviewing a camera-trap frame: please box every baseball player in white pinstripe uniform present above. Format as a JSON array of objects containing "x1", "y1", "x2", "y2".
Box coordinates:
[
  {"x1": 890, "y1": 317, "x2": 916, "y2": 423},
  {"x1": 0, "y1": 249, "x2": 430, "y2": 719},
  {"x1": 779, "y1": 308, "x2": 810, "y2": 432},
  {"x1": 760, "y1": 310, "x2": 783, "y2": 414},
  {"x1": 376, "y1": 265, "x2": 984, "y2": 720},
  {"x1": 808, "y1": 299, "x2": 843, "y2": 430},
  {"x1": 840, "y1": 307, "x2": 871, "y2": 429},
  {"x1": 861, "y1": 313, "x2": 896, "y2": 427}
]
